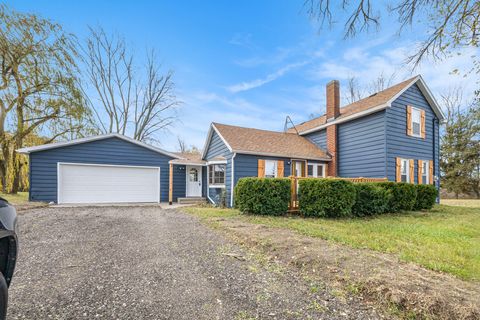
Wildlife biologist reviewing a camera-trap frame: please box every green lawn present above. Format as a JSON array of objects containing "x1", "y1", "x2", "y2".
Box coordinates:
[
  {"x1": 185, "y1": 204, "x2": 480, "y2": 281},
  {"x1": 441, "y1": 198, "x2": 480, "y2": 208},
  {"x1": 0, "y1": 192, "x2": 29, "y2": 204}
]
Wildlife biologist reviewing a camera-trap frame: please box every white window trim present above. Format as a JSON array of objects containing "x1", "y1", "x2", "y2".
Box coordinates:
[
  {"x1": 421, "y1": 160, "x2": 429, "y2": 184},
  {"x1": 400, "y1": 158, "x2": 410, "y2": 183},
  {"x1": 264, "y1": 159, "x2": 278, "y2": 178},
  {"x1": 208, "y1": 163, "x2": 226, "y2": 187},
  {"x1": 308, "y1": 163, "x2": 326, "y2": 178},
  {"x1": 410, "y1": 107, "x2": 422, "y2": 138}
]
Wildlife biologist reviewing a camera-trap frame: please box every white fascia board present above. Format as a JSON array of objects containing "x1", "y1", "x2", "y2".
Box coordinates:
[
  {"x1": 299, "y1": 103, "x2": 389, "y2": 135},
  {"x1": 206, "y1": 160, "x2": 227, "y2": 165},
  {"x1": 201, "y1": 123, "x2": 234, "y2": 159},
  {"x1": 298, "y1": 75, "x2": 446, "y2": 135},
  {"x1": 16, "y1": 133, "x2": 182, "y2": 159}
]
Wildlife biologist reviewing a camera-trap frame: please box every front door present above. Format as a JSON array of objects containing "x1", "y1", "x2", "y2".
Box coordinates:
[{"x1": 186, "y1": 165, "x2": 202, "y2": 197}]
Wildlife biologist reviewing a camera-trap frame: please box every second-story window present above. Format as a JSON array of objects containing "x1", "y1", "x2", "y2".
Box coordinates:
[{"x1": 411, "y1": 107, "x2": 421, "y2": 137}]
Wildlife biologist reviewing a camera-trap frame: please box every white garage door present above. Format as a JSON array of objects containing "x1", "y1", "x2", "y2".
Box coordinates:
[{"x1": 58, "y1": 163, "x2": 160, "y2": 204}]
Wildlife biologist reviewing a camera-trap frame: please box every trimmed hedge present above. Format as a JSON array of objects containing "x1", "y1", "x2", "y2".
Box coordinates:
[
  {"x1": 414, "y1": 184, "x2": 438, "y2": 210},
  {"x1": 234, "y1": 177, "x2": 290, "y2": 215},
  {"x1": 352, "y1": 183, "x2": 391, "y2": 216},
  {"x1": 299, "y1": 179, "x2": 356, "y2": 218},
  {"x1": 375, "y1": 181, "x2": 417, "y2": 212}
]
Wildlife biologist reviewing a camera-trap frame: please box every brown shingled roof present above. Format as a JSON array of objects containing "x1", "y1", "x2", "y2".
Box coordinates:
[
  {"x1": 170, "y1": 152, "x2": 206, "y2": 165},
  {"x1": 289, "y1": 76, "x2": 419, "y2": 134},
  {"x1": 212, "y1": 123, "x2": 330, "y2": 160}
]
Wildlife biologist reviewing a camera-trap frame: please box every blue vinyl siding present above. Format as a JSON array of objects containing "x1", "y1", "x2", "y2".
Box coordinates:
[
  {"x1": 305, "y1": 129, "x2": 327, "y2": 150},
  {"x1": 172, "y1": 165, "x2": 186, "y2": 201},
  {"x1": 234, "y1": 154, "x2": 292, "y2": 207},
  {"x1": 204, "y1": 130, "x2": 232, "y2": 205},
  {"x1": 29, "y1": 137, "x2": 176, "y2": 203},
  {"x1": 337, "y1": 110, "x2": 387, "y2": 178},
  {"x1": 234, "y1": 154, "x2": 291, "y2": 185},
  {"x1": 386, "y1": 84, "x2": 439, "y2": 188}
]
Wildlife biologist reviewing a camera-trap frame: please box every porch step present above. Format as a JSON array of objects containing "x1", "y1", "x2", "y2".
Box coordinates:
[{"x1": 177, "y1": 197, "x2": 206, "y2": 205}]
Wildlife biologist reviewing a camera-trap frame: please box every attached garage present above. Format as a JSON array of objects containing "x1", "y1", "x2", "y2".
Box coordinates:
[
  {"x1": 58, "y1": 163, "x2": 160, "y2": 204},
  {"x1": 17, "y1": 134, "x2": 181, "y2": 204}
]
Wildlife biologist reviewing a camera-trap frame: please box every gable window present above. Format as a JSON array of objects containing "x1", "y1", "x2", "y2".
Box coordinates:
[
  {"x1": 209, "y1": 164, "x2": 225, "y2": 185},
  {"x1": 265, "y1": 160, "x2": 278, "y2": 178},
  {"x1": 407, "y1": 105, "x2": 425, "y2": 138},
  {"x1": 411, "y1": 108, "x2": 421, "y2": 136},
  {"x1": 400, "y1": 159, "x2": 410, "y2": 183},
  {"x1": 308, "y1": 164, "x2": 326, "y2": 178}
]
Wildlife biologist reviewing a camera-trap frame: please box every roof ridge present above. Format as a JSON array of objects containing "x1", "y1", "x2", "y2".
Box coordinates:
[
  {"x1": 294, "y1": 75, "x2": 419, "y2": 126},
  {"x1": 289, "y1": 75, "x2": 421, "y2": 133},
  {"x1": 213, "y1": 122, "x2": 299, "y2": 135}
]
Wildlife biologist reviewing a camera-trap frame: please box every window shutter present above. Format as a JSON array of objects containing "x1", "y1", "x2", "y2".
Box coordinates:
[
  {"x1": 420, "y1": 110, "x2": 426, "y2": 138},
  {"x1": 429, "y1": 161, "x2": 434, "y2": 184},
  {"x1": 301, "y1": 161, "x2": 306, "y2": 177},
  {"x1": 418, "y1": 160, "x2": 423, "y2": 184},
  {"x1": 409, "y1": 159, "x2": 414, "y2": 183},
  {"x1": 258, "y1": 159, "x2": 265, "y2": 177},
  {"x1": 396, "y1": 157, "x2": 401, "y2": 182},
  {"x1": 277, "y1": 160, "x2": 284, "y2": 177},
  {"x1": 406, "y1": 105, "x2": 413, "y2": 136}
]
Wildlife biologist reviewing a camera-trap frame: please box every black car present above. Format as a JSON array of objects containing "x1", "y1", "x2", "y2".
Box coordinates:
[{"x1": 0, "y1": 197, "x2": 17, "y2": 320}]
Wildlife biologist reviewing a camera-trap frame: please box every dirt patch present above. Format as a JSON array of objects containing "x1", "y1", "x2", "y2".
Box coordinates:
[{"x1": 209, "y1": 217, "x2": 480, "y2": 320}]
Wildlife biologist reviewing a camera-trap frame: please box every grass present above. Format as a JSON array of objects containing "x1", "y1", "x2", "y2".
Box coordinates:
[
  {"x1": 0, "y1": 192, "x2": 29, "y2": 204},
  {"x1": 441, "y1": 198, "x2": 480, "y2": 208},
  {"x1": 185, "y1": 204, "x2": 480, "y2": 281}
]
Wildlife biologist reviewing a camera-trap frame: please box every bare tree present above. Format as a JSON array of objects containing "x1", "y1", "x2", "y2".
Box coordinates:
[
  {"x1": 177, "y1": 136, "x2": 187, "y2": 153},
  {"x1": 367, "y1": 72, "x2": 397, "y2": 94},
  {"x1": 342, "y1": 73, "x2": 397, "y2": 104},
  {"x1": 304, "y1": 0, "x2": 480, "y2": 68},
  {"x1": 344, "y1": 76, "x2": 363, "y2": 104},
  {"x1": 83, "y1": 27, "x2": 179, "y2": 143}
]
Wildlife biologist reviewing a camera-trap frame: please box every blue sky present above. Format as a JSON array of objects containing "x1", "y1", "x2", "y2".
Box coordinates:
[{"x1": 10, "y1": 0, "x2": 478, "y2": 150}]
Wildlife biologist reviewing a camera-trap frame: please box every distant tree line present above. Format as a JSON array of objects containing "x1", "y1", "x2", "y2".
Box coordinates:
[{"x1": 0, "y1": 4, "x2": 180, "y2": 194}]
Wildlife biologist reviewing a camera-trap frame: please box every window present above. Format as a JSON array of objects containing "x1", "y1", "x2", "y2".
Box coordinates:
[
  {"x1": 308, "y1": 164, "x2": 325, "y2": 177},
  {"x1": 189, "y1": 168, "x2": 198, "y2": 182},
  {"x1": 208, "y1": 164, "x2": 225, "y2": 185},
  {"x1": 265, "y1": 160, "x2": 278, "y2": 178},
  {"x1": 411, "y1": 107, "x2": 421, "y2": 137},
  {"x1": 400, "y1": 159, "x2": 410, "y2": 183},
  {"x1": 421, "y1": 160, "x2": 429, "y2": 184}
]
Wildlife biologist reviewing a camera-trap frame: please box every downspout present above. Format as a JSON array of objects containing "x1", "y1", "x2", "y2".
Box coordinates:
[{"x1": 230, "y1": 153, "x2": 237, "y2": 207}]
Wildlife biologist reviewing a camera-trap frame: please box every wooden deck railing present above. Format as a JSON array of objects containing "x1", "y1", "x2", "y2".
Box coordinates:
[{"x1": 288, "y1": 176, "x2": 388, "y2": 211}]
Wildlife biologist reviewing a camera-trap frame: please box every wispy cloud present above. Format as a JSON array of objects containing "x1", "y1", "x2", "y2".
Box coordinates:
[{"x1": 226, "y1": 60, "x2": 310, "y2": 93}]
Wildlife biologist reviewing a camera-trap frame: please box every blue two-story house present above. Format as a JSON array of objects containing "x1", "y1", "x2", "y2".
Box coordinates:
[
  {"x1": 19, "y1": 75, "x2": 444, "y2": 207},
  {"x1": 202, "y1": 75, "x2": 445, "y2": 207}
]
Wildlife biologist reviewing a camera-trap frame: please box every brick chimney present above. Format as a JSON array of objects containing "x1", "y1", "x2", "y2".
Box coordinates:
[
  {"x1": 326, "y1": 80, "x2": 340, "y2": 176},
  {"x1": 326, "y1": 80, "x2": 340, "y2": 120}
]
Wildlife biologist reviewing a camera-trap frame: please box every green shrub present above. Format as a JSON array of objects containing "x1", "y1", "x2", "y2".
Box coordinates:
[
  {"x1": 234, "y1": 177, "x2": 290, "y2": 215},
  {"x1": 375, "y1": 181, "x2": 417, "y2": 212},
  {"x1": 352, "y1": 183, "x2": 391, "y2": 216},
  {"x1": 298, "y1": 179, "x2": 356, "y2": 218},
  {"x1": 414, "y1": 184, "x2": 437, "y2": 210}
]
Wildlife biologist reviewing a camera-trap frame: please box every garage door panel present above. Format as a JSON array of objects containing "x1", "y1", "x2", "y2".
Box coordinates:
[{"x1": 58, "y1": 163, "x2": 160, "y2": 204}]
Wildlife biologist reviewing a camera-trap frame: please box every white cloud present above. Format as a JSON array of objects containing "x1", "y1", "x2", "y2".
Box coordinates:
[{"x1": 226, "y1": 60, "x2": 310, "y2": 93}]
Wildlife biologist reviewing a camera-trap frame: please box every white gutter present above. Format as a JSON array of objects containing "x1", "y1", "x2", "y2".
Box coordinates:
[
  {"x1": 299, "y1": 103, "x2": 389, "y2": 135},
  {"x1": 230, "y1": 152, "x2": 236, "y2": 207}
]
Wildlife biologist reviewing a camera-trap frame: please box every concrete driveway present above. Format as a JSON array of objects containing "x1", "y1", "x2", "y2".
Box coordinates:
[{"x1": 8, "y1": 207, "x2": 381, "y2": 319}]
